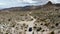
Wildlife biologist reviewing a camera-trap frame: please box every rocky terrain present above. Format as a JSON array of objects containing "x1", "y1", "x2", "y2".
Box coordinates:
[{"x1": 0, "y1": 2, "x2": 60, "y2": 34}]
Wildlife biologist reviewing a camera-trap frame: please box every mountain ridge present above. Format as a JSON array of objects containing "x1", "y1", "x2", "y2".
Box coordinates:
[{"x1": 0, "y1": 2, "x2": 60, "y2": 11}]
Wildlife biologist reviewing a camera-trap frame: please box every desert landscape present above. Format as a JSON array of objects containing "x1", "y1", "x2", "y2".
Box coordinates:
[{"x1": 0, "y1": 2, "x2": 60, "y2": 34}]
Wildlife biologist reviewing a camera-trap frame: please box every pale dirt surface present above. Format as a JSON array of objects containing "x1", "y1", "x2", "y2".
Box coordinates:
[{"x1": 0, "y1": 5, "x2": 60, "y2": 34}]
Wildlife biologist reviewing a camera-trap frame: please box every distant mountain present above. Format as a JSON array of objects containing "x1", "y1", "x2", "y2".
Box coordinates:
[
  {"x1": 0, "y1": 5, "x2": 42, "y2": 11},
  {"x1": 0, "y1": 1, "x2": 60, "y2": 12}
]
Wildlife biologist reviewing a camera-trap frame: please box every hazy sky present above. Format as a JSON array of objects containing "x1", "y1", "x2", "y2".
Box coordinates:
[
  {"x1": 49, "y1": 0, "x2": 60, "y2": 4},
  {"x1": 0, "y1": 0, "x2": 59, "y2": 9}
]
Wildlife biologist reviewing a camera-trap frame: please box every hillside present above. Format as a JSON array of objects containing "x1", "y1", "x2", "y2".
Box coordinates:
[{"x1": 0, "y1": 2, "x2": 60, "y2": 34}]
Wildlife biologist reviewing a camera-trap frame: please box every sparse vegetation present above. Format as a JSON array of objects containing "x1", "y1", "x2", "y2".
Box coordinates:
[{"x1": 0, "y1": 4, "x2": 60, "y2": 34}]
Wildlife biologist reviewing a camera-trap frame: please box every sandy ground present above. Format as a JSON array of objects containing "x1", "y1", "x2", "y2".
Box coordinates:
[{"x1": 0, "y1": 5, "x2": 60, "y2": 34}]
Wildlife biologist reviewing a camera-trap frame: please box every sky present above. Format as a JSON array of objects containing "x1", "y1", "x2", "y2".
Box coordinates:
[
  {"x1": 0, "y1": 0, "x2": 60, "y2": 9},
  {"x1": 49, "y1": 0, "x2": 60, "y2": 4}
]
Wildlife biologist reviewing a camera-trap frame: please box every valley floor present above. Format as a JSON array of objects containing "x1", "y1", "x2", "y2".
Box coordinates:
[{"x1": 0, "y1": 7, "x2": 60, "y2": 34}]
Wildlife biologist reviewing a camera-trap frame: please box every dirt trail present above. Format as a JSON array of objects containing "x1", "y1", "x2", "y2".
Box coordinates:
[{"x1": 14, "y1": 12, "x2": 36, "y2": 34}]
